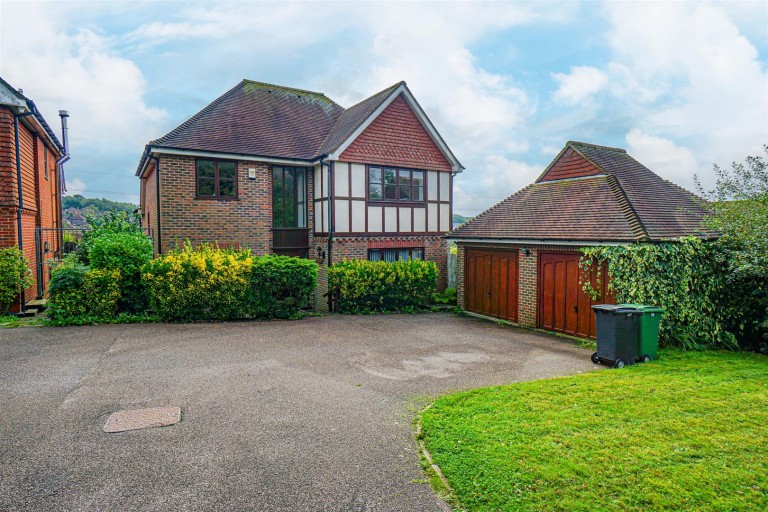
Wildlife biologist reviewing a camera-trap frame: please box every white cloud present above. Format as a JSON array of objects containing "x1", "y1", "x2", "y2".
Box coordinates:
[
  {"x1": 454, "y1": 155, "x2": 543, "y2": 216},
  {"x1": 552, "y1": 66, "x2": 609, "y2": 104},
  {"x1": 0, "y1": 3, "x2": 166, "y2": 160},
  {"x1": 625, "y1": 129, "x2": 699, "y2": 184},
  {"x1": 64, "y1": 178, "x2": 87, "y2": 195}
]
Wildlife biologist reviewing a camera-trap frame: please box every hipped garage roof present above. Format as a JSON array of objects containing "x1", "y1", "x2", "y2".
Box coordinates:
[{"x1": 450, "y1": 142, "x2": 710, "y2": 243}]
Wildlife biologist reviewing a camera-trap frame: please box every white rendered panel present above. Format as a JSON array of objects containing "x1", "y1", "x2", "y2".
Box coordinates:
[
  {"x1": 320, "y1": 200, "x2": 328, "y2": 231},
  {"x1": 335, "y1": 199, "x2": 350, "y2": 232},
  {"x1": 440, "y1": 203, "x2": 450, "y2": 232},
  {"x1": 314, "y1": 166, "x2": 322, "y2": 199},
  {"x1": 351, "y1": 200, "x2": 366, "y2": 232},
  {"x1": 428, "y1": 203, "x2": 438, "y2": 232},
  {"x1": 334, "y1": 163, "x2": 350, "y2": 197},
  {"x1": 427, "y1": 171, "x2": 438, "y2": 200},
  {"x1": 315, "y1": 203, "x2": 322, "y2": 232},
  {"x1": 368, "y1": 206, "x2": 382, "y2": 232},
  {"x1": 321, "y1": 167, "x2": 329, "y2": 199},
  {"x1": 350, "y1": 163, "x2": 366, "y2": 198},
  {"x1": 399, "y1": 207, "x2": 412, "y2": 232},
  {"x1": 439, "y1": 172, "x2": 450, "y2": 201},
  {"x1": 413, "y1": 207, "x2": 426, "y2": 232},
  {"x1": 384, "y1": 207, "x2": 397, "y2": 232}
]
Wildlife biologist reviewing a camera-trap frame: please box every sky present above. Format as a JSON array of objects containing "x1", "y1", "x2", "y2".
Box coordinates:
[{"x1": 1, "y1": 0, "x2": 766, "y2": 217}]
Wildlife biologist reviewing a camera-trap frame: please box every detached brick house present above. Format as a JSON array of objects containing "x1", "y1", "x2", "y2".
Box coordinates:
[
  {"x1": 0, "y1": 77, "x2": 68, "y2": 312},
  {"x1": 136, "y1": 80, "x2": 462, "y2": 305},
  {"x1": 449, "y1": 141, "x2": 707, "y2": 338}
]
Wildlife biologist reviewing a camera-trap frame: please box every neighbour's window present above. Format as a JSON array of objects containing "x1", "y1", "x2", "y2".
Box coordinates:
[
  {"x1": 368, "y1": 166, "x2": 424, "y2": 202},
  {"x1": 368, "y1": 248, "x2": 424, "y2": 262},
  {"x1": 44, "y1": 146, "x2": 48, "y2": 180},
  {"x1": 272, "y1": 166, "x2": 307, "y2": 228},
  {"x1": 196, "y1": 159, "x2": 237, "y2": 199}
]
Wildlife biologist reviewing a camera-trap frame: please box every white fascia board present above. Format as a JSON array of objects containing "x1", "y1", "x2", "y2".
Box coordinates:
[
  {"x1": 446, "y1": 237, "x2": 630, "y2": 247},
  {"x1": 151, "y1": 146, "x2": 314, "y2": 166},
  {"x1": 327, "y1": 84, "x2": 463, "y2": 173}
]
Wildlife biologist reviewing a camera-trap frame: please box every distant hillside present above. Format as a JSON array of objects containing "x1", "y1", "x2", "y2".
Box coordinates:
[
  {"x1": 452, "y1": 213, "x2": 470, "y2": 227},
  {"x1": 62, "y1": 195, "x2": 138, "y2": 228}
]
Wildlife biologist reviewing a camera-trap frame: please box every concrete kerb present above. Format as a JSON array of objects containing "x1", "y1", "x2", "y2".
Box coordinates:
[{"x1": 416, "y1": 403, "x2": 457, "y2": 512}]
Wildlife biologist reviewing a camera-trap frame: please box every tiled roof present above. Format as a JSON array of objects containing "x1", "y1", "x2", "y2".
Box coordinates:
[
  {"x1": 149, "y1": 80, "x2": 345, "y2": 161},
  {"x1": 451, "y1": 141, "x2": 709, "y2": 243},
  {"x1": 451, "y1": 175, "x2": 642, "y2": 242}
]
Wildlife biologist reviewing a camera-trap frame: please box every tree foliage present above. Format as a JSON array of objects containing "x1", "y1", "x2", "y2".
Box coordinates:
[{"x1": 696, "y1": 146, "x2": 768, "y2": 346}]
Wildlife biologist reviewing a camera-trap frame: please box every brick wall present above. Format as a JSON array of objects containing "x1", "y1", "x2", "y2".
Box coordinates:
[
  {"x1": 150, "y1": 154, "x2": 273, "y2": 255},
  {"x1": 456, "y1": 242, "x2": 587, "y2": 328},
  {"x1": 0, "y1": 106, "x2": 64, "y2": 307},
  {"x1": 339, "y1": 94, "x2": 452, "y2": 172}
]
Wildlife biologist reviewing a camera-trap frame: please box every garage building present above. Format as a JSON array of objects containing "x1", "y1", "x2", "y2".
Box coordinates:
[{"x1": 448, "y1": 141, "x2": 708, "y2": 338}]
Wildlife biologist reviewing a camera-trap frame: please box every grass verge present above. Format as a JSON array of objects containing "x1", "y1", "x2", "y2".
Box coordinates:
[{"x1": 419, "y1": 350, "x2": 768, "y2": 511}]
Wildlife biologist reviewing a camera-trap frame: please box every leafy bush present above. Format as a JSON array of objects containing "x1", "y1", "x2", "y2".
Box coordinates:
[
  {"x1": 142, "y1": 243, "x2": 254, "y2": 321},
  {"x1": 89, "y1": 231, "x2": 153, "y2": 312},
  {"x1": 250, "y1": 255, "x2": 317, "y2": 318},
  {"x1": 79, "y1": 211, "x2": 143, "y2": 265},
  {"x1": 142, "y1": 244, "x2": 319, "y2": 322},
  {"x1": 329, "y1": 259, "x2": 438, "y2": 314},
  {"x1": 581, "y1": 238, "x2": 736, "y2": 350},
  {"x1": 0, "y1": 246, "x2": 32, "y2": 315},
  {"x1": 48, "y1": 260, "x2": 121, "y2": 320},
  {"x1": 432, "y1": 287, "x2": 457, "y2": 305}
]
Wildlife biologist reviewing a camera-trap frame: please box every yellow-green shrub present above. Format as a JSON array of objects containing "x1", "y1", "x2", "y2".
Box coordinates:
[
  {"x1": 329, "y1": 259, "x2": 438, "y2": 314},
  {"x1": 48, "y1": 261, "x2": 121, "y2": 320},
  {"x1": 142, "y1": 243, "x2": 253, "y2": 321}
]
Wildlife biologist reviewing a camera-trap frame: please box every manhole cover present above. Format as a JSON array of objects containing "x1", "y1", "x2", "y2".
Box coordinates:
[{"x1": 103, "y1": 406, "x2": 181, "y2": 433}]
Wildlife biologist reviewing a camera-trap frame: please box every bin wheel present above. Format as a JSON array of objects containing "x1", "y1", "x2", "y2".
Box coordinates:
[
  {"x1": 614, "y1": 359, "x2": 625, "y2": 369},
  {"x1": 640, "y1": 355, "x2": 651, "y2": 363},
  {"x1": 591, "y1": 352, "x2": 600, "y2": 364}
]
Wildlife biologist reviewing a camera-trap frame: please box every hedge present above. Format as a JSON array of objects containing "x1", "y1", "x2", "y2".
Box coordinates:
[
  {"x1": 48, "y1": 261, "x2": 121, "y2": 320},
  {"x1": 329, "y1": 259, "x2": 438, "y2": 314},
  {"x1": 89, "y1": 231, "x2": 154, "y2": 312},
  {"x1": 142, "y1": 244, "x2": 318, "y2": 321},
  {"x1": 0, "y1": 246, "x2": 32, "y2": 315}
]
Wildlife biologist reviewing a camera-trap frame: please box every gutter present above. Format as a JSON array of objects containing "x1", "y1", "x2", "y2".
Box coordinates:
[
  {"x1": 147, "y1": 151, "x2": 162, "y2": 254},
  {"x1": 13, "y1": 108, "x2": 34, "y2": 314},
  {"x1": 445, "y1": 237, "x2": 634, "y2": 247}
]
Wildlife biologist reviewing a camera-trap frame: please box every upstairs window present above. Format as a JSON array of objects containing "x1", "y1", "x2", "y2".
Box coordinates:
[
  {"x1": 368, "y1": 248, "x2": 424, "y2": 262},
  {"x1": 368, "y1": 166, "x2": 424, "y2": 202},
  {"x1": 197, "y1": 159, "x2": 237, "y2": 199}
]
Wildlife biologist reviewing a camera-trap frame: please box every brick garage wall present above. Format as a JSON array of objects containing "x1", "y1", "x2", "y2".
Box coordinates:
[
  {"x1": 155, "y1": 154, "x2": 273, "y2": 255},
  {"x1": 140, "y1": 163, "x2": 159, "y2": 253},
  {"x1": 456, "y1": 242, "x2": 589, "y2": 328}
]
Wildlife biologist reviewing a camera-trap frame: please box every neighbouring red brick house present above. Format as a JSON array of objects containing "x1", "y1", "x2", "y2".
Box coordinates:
[
  {"x1": 449, "y1": 141, "x2": 708, "y2": 338},
  {"x1": 136, "y1": 80, "x2": 462, "y2": 308},
  {"x1": 0, "y1": 77, "x2": 68, "y2": 312}
]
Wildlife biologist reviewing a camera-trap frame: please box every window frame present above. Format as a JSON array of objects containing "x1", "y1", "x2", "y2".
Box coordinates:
[
  {"x1": 368, "y1": 247, "x2": 425, "y2": 262},
  {"x1": 43, "y1": 145, "x2": 48, "y2": 180},
  {"x1": 195, "y1": 157, "x2": 239, "y2": 200},
  {"x1": 366, "y1": 165, "x2": 426, "y2": 205},
  {"x1": 271, "y1": 165, "x2": 309, "y2": 229}
]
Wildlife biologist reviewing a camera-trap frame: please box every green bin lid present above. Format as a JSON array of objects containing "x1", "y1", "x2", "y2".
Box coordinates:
[
  {"x1": 617, "y1": 304, "x2": 665, "y2": 314},
  {"x1": 591, "y1": 304, "x2": 642, "y2": 314}
]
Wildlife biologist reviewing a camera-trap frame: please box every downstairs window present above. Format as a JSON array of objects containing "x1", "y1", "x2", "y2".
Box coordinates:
[{"x1": 368, "y1": 248, "x2": 424, "y2": 262}]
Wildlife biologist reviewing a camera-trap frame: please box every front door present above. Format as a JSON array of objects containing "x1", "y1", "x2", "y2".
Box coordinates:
[
  {"x1": 538, "y1": 252, "x2": 611, "y2": 338},
  {"x1": 465, "y1": 249, "x2": 519, "y2": 322}
]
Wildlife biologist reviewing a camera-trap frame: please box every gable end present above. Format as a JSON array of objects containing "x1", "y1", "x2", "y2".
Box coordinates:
[{"x1": 536, "y1": 147, "x2": 604, "y2": 183}]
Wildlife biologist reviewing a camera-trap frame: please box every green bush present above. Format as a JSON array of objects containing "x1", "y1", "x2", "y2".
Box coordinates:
[
  {"x1": 329, "y1": 259, "x2": 438, "y2": 314},
  {"x1": 250, "y1": 255, "x2": 317, "y2": 318},
  {"x1": 79, "y1": 211, "x2": 143, "y2": 265},
  {"x1": 89, "y1": 231, "x2": 153, "y2": 312},
  {"x1": 0, "y1": 246, "x2": 32, "y2": 315},
  {"x1": 48, "y1": 260, "x2": 121, "y2": 320},
  {"x1": 142, "y1": 243, "x2": 253, "y2": 321},
  {"x1": 432, "y1": 287, "x2": 457, "y2": 305},
  {"x1": 142, "y1": 244, "x2": 319, "y2": 322},
  {"x1": 581, "y1": 238, "x2": 736, "y2": 350}
]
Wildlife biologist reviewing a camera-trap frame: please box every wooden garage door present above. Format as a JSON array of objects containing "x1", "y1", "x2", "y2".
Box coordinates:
[
  {"x1": 465, "y1": 249, "x2": 519, "y2": 322},
  {"x1": 538, "y1": 252, "x2": 612, "y2": 338}
]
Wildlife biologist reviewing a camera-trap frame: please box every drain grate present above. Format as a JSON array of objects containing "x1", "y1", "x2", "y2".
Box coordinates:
[{"x1": 103, "y1": 406, "x2": 181, "y2": 433}]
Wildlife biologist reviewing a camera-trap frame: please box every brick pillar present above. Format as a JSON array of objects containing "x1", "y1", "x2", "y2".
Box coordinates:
[
  {"x1": 518, "y1": 248, "x2": 538, "y2": 327},
  {"x1": 314, "y1": 262, "x2": 329, "y2": 312}
]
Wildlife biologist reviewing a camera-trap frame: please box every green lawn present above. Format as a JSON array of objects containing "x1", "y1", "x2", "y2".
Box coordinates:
[{"x1": 419, "y1": 350, "x2": 768, "y2": 512}]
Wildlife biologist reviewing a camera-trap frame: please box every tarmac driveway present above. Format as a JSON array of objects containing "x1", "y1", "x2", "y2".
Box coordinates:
[{"x1": 0, "y1": 313, "x2": 597, "y2": 511}]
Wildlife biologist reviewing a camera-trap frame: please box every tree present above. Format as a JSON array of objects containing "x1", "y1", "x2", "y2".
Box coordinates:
[{"x1": 696, "y1": 146, "x2": 768, "y2": 347}]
